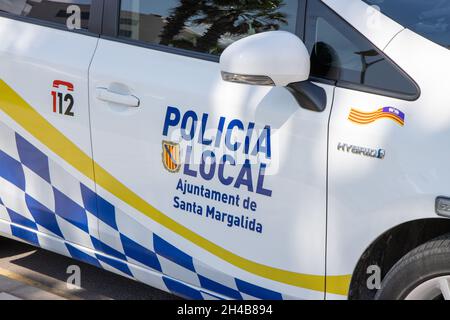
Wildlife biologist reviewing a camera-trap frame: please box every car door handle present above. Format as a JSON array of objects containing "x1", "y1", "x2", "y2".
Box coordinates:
[{"x1": 96, "y1": 88, "x2": 140, "y2": 107}]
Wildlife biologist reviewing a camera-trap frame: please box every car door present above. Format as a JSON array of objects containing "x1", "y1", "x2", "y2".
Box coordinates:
[
  {"x1": 304, "y1": 0, "x2": 422, "y2": 299},
  {"x1": 0, "y1": 0, "x2": 103, "y2": 253},
  {"x1": 89, "y1": 0, "x2": 335, "y2": 299}
]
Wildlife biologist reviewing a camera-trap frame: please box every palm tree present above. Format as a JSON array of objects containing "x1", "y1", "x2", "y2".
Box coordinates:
[
  {"x1": 159, "y1": 0, "x2": 205, "y2": 46},
  {"x1": 194, "y1": 0, "x2": 288, "y2": 54},
  {"x1": 159, "y1": 0, "x2": 288, "y2": 54}
]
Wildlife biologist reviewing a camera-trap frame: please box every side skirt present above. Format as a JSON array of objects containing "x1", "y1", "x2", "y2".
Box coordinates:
[{"x1": 0, "y1": 219, "x2": 227, "y2": 300}]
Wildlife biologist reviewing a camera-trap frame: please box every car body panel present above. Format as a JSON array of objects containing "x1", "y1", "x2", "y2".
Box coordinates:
[
  {"x1": 0, "y1": 17, "x2": 100, "y2": 249},
  {"x1": 88, "y1": 37, "x2": 337, "y2": 299},
  {"x1": 326, "y1": 27, "x2": 450, "y2": 291},
  {"x1": 323, "y1": 0, "x2": 405, "y2": 50},
  {"x1": 0, "y1": 0, "x2": 447, "y2": 300}
]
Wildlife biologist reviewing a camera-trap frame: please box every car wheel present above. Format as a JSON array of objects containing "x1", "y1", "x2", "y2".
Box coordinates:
[{"x1": 376, "y1": 235, "x2": 450, "y2": 300}]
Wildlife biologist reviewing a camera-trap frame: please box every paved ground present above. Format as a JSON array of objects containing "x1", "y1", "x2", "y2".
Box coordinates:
[{"x1": 0, "y1": 237, "x2": 178, "y2": 300}]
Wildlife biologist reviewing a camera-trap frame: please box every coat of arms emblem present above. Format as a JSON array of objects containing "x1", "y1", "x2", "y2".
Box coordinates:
[{"x1": 162, "y1": 141, "x2": 181, "y2": 173}]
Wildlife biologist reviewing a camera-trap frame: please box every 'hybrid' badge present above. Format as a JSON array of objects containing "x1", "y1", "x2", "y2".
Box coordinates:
[{"x1": 337, "y1": 143, "x2": 385, "y2": 160}]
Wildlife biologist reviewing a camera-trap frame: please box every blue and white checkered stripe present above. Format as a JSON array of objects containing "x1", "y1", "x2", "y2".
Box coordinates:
[{"x1": 0, "y1": 123, "x2": 284, "y2": 300}]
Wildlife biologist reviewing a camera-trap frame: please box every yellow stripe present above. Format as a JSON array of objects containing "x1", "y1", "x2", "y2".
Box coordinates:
[
  {"x1": 327, "y1": 274, "x2": 352, "y2": 296},
  {"x1": 0, "y1": 80, "x2": 351, "y2": 296},
  {"x1": 349, "y1": 117, "x2": 378, "y2": 123},
  {"x1": 349, "y1": 114, "x2": 404, "y2": 126},
  {"x1": 350, "y1": 107, "x2": 383, "y2": 112},
  {"x1": 350, "y1": 111, "x2": 383, "y2": 117},
  {"x1": 174, "y1": 146, "x2": 178, "y2": 168},
  {"x1": 349, "y1": 112, "x2": 384, "y2": 120},
  {"x1": 168, "y1": 146, "x2": 171, "y2": 170},
  {"x1": 170, "y1": 146, "x2": 175, "y2": 170},
  {"x1": 166, "y1": 147, "x2": 170, "y2": 170}
]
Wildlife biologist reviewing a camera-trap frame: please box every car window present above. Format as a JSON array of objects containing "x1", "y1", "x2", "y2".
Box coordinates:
[
  {"x1": 305, "y1": 0, "x2": 418, "y2": 99},
  {"x1": 363, "y1": 0, "x2": 450, "y2": 49},
  {"x1": 118, "y1": 0, "x2": 299, "y2": 55},
  {"x1": 0, "y1": 0, "x2": 91, "y2": 29}
]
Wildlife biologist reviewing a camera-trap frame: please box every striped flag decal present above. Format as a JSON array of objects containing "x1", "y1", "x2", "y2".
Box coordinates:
[{"x1": 348, "y1": 107, "x2": 405, "y2": 126}]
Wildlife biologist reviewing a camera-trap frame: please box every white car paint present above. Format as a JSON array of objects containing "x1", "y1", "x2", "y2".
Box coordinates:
[
  {"x1": 88, "y1": 37, "x2": 334, "y2": 298},
  {"x1": 0, "y1": 16, "x2": 100, "y2": 250},
  {"x1": 326, "y1": 12, "x2": 450, "y2": 286},
  {"x1": 220, "y1": 31, "x2": 311, "y2": 86},
  {"x1": 0, "y1": 0, "x2": 448, "y2": 300}
]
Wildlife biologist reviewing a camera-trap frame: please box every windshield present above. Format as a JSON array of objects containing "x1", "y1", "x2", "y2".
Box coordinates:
[{"x1": 363, "y1": 0, "x2": 450, "y2": 49}]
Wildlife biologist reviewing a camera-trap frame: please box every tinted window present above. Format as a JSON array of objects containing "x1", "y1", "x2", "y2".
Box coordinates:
[
  {"x1": 363, "y1": 0, "x2": 450, "y2": 49},
  {"x1": 305, "y1": 0, "x2": 418, "y2": 99},
  {"x1": 119, "y1": 0, "x2": 299, "y2": 55},
  {"x1": 0, "y1": 0, "x2": 91, "y2": 29}
]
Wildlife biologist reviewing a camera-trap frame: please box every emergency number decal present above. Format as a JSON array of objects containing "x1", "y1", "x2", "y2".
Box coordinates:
[{"x1": 51, "y1": 80, "x2": 75, "y2": 117}]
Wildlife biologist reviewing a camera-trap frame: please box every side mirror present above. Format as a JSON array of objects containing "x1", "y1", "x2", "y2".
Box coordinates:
[{"x1": 220, "y1": 31, "x2": 326, "y2": 112}]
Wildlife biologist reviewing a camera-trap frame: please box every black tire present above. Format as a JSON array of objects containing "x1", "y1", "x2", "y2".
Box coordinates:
[{"x1": 376, "y1": 235, "x2": 450, "y2": 300}]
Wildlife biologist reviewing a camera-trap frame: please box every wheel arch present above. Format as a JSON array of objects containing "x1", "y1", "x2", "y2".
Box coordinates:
[{"x1": 348, "y1": 217, "x2": 450, "y2": 300}]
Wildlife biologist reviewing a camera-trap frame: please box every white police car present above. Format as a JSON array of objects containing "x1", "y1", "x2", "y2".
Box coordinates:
[{"x1": 0, "y1": 0, "x2": 449, "y2": 300}]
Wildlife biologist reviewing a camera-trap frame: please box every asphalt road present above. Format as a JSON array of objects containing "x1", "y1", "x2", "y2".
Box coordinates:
[{"x1": 0, "y1": 236, "x2": 179, "y2": 300}]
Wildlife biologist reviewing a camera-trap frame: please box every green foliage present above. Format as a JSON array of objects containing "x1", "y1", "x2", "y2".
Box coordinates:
[{"x1": 159, "y1": 0, "x2": 288, "y2": 54}]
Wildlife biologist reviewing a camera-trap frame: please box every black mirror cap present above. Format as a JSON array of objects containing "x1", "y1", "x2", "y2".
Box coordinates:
[{"x1": 287, "y1": 81, "x2": 327, "y2": 112}]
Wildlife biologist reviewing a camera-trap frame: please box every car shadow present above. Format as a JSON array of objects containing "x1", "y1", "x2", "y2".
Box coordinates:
[{"x1": 0, "y1": 237, "x2": 180, "y2": 300}]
